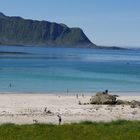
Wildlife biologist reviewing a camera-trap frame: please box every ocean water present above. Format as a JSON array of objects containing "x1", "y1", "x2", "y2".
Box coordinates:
[{"x1": 0, "y1": 46, "x2": 140, "y2": 95}]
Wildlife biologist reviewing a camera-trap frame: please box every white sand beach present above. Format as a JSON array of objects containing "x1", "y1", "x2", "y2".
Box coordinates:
[{"x1": 0, "y1": 93, "x2": 140, "y2": 124}]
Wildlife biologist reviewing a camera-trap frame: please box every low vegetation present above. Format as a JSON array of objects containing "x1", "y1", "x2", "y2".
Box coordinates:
[{"x1": 0, "y1": 120, "x2": 140, "y2": 140}]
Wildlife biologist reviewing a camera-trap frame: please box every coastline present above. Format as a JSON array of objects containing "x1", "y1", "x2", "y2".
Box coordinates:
[
  {"x1": 0, "y1": 91, "x2": 140, "y2": 96},
  {"x1": 0, "y1": 92, "x2": 139, "y2": 124}
]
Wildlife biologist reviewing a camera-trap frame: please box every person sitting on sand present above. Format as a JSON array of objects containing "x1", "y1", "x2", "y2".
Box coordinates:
[
  {"x1": 105, "y1": 89, "x2": 108, "y2": 94},
  {"x1": 103, "y1": 89, "x2": 108, "y2": 94}
]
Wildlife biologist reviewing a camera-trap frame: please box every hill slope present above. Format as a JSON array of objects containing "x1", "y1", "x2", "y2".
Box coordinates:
[{"x1": 0, "y1": 12, "x2": 96, "y2": 47}]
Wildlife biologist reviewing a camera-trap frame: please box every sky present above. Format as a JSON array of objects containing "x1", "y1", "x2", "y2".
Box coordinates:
[{"x1": 0, "y1": 0, "x2": 140, "y2": 47}]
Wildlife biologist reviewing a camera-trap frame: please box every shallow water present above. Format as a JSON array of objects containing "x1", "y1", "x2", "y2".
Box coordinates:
[{"x1": 0, "y1": 46, "x2": 140, "y2": 95}]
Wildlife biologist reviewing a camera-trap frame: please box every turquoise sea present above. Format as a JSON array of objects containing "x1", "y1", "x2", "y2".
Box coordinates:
[{"x1": 0, "y1": 46, "x2": 140, "y2": 95}]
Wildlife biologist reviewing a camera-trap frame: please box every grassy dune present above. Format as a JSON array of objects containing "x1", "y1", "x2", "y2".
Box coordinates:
[{"x1": 0, "y1": 120, "x2": 140, "y2": 140}]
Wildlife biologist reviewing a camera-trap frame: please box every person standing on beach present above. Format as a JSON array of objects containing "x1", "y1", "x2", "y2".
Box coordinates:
[
  {"x1": 44, "y1": 107, "x2": 47, "y2": 113},
  {"x1": 57, "y1": 114, "x2": 62, "y2": 125},
  {"x1": 9, "y1": 83, "x2": 12, "y2": 88},
  {"x1": 67, "y1": 88, "x2": 69, "y2": 95}
]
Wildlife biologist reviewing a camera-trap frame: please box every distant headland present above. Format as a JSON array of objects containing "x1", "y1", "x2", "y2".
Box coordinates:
[
  {"x1": 0, "y1": 12, "x2": 97, "y2": 48},
  {"x1": 0, "y1": 12, "x2": 127, "y2": 50}
]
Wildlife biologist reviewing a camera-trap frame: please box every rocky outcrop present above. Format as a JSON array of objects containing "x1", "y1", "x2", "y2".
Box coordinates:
[
  {"x1": 116, "y1": 99, "x2": 130, "y2": 105},
  {"x1": 116, "y1": 99, "x2": 140, "y2": 107},
  {"x1": 90, "y1": 92, "x2": 117, "y2": 105},
  {"x1": 90, "y1": 91, "x2": 140, "y2": 107}
]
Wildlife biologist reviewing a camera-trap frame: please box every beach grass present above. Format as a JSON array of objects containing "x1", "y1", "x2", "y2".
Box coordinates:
[{"x1": 0, "y1": 120, "x2": 140, "y2": 140}]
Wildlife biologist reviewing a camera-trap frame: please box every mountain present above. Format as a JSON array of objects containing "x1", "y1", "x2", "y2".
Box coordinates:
[{"x1": 0, "y1": 12, "x2": 96, "y2": 47}]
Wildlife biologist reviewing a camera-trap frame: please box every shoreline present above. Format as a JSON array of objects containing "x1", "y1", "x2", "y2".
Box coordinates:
[
  {"x1": 0, "y1": 93, "x2": 139, "y2": 124},
  {"x1": 0, "y1": 91, "x2": 139, "y2": 95},
  {"x1": 0, "y1": 91, "x2": 140, "y2": 96}
]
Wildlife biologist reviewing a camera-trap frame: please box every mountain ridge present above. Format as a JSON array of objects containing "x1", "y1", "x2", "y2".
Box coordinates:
[{"x1": 0, "y1": 12, "x2": 96, "y2": 47}]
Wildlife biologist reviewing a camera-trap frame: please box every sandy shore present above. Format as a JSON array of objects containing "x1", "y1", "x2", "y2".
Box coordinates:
[{"x1": 0, "y1": 93, "x2": 140, "y2": 124}]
